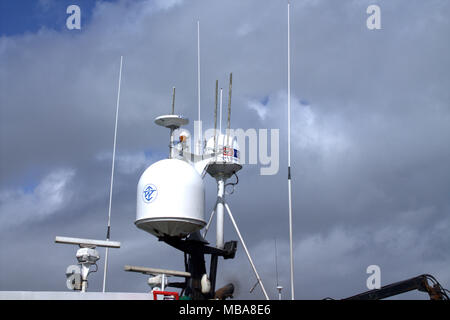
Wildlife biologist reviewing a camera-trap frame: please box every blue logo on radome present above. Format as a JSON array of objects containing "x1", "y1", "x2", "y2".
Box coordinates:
[{"x1": 143, "y1": 184, "x2": 157, "y2": 203}]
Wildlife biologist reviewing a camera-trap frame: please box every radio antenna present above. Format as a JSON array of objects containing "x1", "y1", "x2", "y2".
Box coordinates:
[
  {"x1": 226, "y1": 73, "x2": 232, "y2": 146},
  {"x1": 196, "y1": 19, "x2": 202, "y2": 155},
  {"x1": 287, "y1": 1, "x2": 295, "y2": 300},
  {"x1": 214, "y1": 80, "x2": 218, "y2": 151},
  {"x1": 219, "y1": 88, "x2": 223, "y2": 134},
  {"x1": 171, "y1": 87, "x2": 176, "y2": 115},
  {"x1": 102, "y1": 55, "x2": 123, "y2": 293}
]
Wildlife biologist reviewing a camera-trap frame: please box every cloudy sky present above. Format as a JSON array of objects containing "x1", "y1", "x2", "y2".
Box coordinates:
[{"x1": 1, "y1": 0, "x2": 449, "y2": 300}]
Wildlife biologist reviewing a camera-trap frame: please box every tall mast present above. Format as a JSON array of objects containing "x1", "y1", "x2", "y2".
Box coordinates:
[{"x1": 287, "y1": 1, "x2": 295, "y2": 300}]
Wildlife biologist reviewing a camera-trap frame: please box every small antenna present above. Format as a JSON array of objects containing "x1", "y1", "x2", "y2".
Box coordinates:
[
  {"x1": 103, "y1": 55, "x2": 123, "y2": 293},
  {"x1": 154, "y1": 89, "x2": 188, "y2": 159},
  {"x1": 214, "y1": 80, "x2": 218, "y2": 152},
  {"x1": 226, "y1": 73, "x2": 232, "y2": 146},
  {"x1": 219, "y1": 88, "x2": 223, "y2": 134},
  {"x1": 171, "y1": 87, "x2": 176, "y2": 115}
]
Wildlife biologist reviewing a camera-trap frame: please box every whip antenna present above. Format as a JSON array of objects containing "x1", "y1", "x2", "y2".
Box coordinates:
[
  {"x1": 219, "y1": 88, "x2": 223, "y2": 134},
  {"x1": 214, "y1": 80, "x2": 218, "y2": 152},
  {"x1": 196, "y1": 20, "x2": 202, "y2": 155},
  {"x1": 226, "y1": 73, "x2": 232, "y2": 146},
  {"x1": 287, "y1": 1, "x2": 295, "y2": 300},
  {"x1": 171, "y1": 87, "x2": 176, "y2": 115},
  {"x1": 102, "y1": 55, "x2": 123, "y2": 293}
]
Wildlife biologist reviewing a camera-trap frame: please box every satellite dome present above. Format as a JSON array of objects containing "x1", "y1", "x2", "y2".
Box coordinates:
[{"x1": 136, "y1": 159, "x2": 206, "y2": 238}]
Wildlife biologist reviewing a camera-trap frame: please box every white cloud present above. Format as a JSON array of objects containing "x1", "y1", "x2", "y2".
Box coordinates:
[
  {"x1": 247, "y1": 99, "x2": 268, "y2": 120},
  {"x1": 0, "y1": 169, "x2": 75, "y2": 229},
  {"x1": 250, "y1": 91, "x2": 351, "y2": 156},
  {"x1": 291, "y1": 103, "x2": 351, "y2": 156}
]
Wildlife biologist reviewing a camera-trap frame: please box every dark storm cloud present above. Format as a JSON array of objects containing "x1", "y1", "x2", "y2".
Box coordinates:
[{"x1": 1, "y1": 0, "x2": 449, "y2": 300}]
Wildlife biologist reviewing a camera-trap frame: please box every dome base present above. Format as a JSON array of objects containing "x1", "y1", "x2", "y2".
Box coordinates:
[{"x1": 135, "y1": 217, "x2": 206, "y2": 238}]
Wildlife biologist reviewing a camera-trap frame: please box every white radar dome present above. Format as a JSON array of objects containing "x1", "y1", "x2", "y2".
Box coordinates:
[{"x1": 136, "y1": 159, "x2": 206, "y2": 238}]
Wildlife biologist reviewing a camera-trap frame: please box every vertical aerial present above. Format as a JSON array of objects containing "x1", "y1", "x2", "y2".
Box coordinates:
[
  {"x1": 219, "y1": 88, "x2": 223, "y2": 134},
  {"x1": 287, "y1": 1, "x2": 295, "y2": 300},
  {"x1": 169, "y1": 87, "x2": 177, "y2": 159},
  {"x1": 102, "y1": 55, "x2": 123, "y2": 293},
  {"x1": 196, "y1": 20, "x2": 202, "y2": 155},
  {"x1": 214, "y1": 80, "x2": 218, "y2": 153},
  {"x1": 226, "y1": 73, "x2": 233, "y2": 146},
  {"x1": 171, "y1": 87, "x2": 176, "y2": 115}
]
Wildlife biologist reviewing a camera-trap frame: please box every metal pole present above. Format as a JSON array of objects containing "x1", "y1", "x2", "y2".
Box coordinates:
[
  {"x1": 169, "y1": 87, "x2": 176, "y2": 159},
  {"x1": 203, "y1": 204, "x2": 218, "y2": 238},
  {"x1": 219, "y1": 88, "x2": 223, "y2": 134},
  {"x1": 214, "y1": 80, "x2": 218, "y2": 153},
  {"x1": 169, "y1": 127, "x2": 174, "y2": 159},
  {"x1": 287, "y1": 1, "x2": 295, "y2": 300},
  {"x1": 103, "y1": 55, "x2": 123, "y2": 293},
  {"x1": 196, "y1": 20, "x2": 202, "y2": 155},
  {"x1": 216, "y1": 178, "x2": 225, "y2": 249},
  {"x1": 226, "y1": 73, "x2": 232, "y2": 147},
  {"x1": 224, "y1": 203, "x2": 270, "y2": 300},
  {"x1": 81, "y1": 281, "x2": 87, "y2": 293},
  {"x1": 218, "y1": 88, "x2": 223, "y2": 163},
  {"x1": 171, "y1": 87, "x2": 175, "y2": 115},
  {"x1": 275, "y1": 238, "x2": 282, "y2": 300}
]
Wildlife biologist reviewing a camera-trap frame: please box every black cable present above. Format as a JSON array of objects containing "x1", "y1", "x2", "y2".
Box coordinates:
[
  {"x1": 225, "y1": 172, "x2": 239, "y2": 187},
  {"x1": 87, "y1": 263, "x2": 98, "y2": 277},
  {"x1": 424, "y1": 274, "x2": 450, "y2": 300},
  {"x1": 225, "y1": 172, "x2": 239, "y2": 194}
]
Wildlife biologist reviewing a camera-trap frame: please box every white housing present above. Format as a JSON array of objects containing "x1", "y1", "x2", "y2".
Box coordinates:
[
  {"x1": 205, "y1": 133, "x2": 240, "y2": 165},
  {"x1": 136, "y1": 159, "x2": 206, "y2": 238}
]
